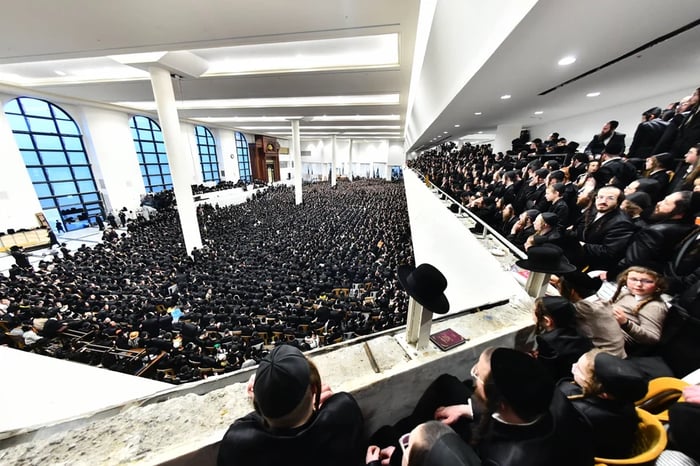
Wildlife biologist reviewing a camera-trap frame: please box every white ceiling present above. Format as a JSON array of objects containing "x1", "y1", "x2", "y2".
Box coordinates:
[{"x1": 0, "y1": 0, "x2": 698, "y2": 148}]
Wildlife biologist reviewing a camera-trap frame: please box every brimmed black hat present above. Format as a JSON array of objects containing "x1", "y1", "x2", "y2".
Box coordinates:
[
  {"x1": 254, "y1": 345, "x2": 310, "y2": 418},
  {"x1": 516, "y1": 244, "x2": 576, "y2": 274},
  {"x1": 397, "y1": 263, "x2": 449, "y2": 314},
  {"x1": 490, "y1": 348, "x2": 554, "y2": 420},
  {"x1": 561, "y1": 271, "x2": 602, "y2": 298},
  {"x1": 594, "y1": 352, "x2": 648, "y2": 402}
]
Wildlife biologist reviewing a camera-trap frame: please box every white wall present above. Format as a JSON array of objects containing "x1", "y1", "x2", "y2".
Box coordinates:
[
  {"x1": 216, "y1": 129, "x2": 239, "y2": 182},
  {"x1": 297, "y1": 138, "x2": 401, "y2": 179},
  {"x1": 404, "y1": 0, "x2": 538, "y2": 148},
  {"x1": 525, "y1": 87, "x2": 691, "y2": 150},
  {"x1": 76, "y1": 106, "x2": 145, "y2": 214},
  {"x1": 0, "y1": 94, "x2": 43, "y2": 232},
  {"x1": 180, "y1": 122, "x2": 204, "y2": 185}
]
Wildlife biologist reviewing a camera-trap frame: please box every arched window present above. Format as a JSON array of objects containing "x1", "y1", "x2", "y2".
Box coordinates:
[
  {"x1": 129, "y1": 116, "x2": 172, "y2": 192},
  {"x1": 4, "y1": 97, "x2": 103, "y2": 231},
  {"x1": 235, "y1": 131, "x2": 252, "y2": 183},
  {"x1": 195, "y1": 125, "x2": 220, "y2": 183}
]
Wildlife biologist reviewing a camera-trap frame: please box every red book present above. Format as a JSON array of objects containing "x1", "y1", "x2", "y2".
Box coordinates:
[{"x1": 430, "y1": 328, "x2": 467, "y2": 351}]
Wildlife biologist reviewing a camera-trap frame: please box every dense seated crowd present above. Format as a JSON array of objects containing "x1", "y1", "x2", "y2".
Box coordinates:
[{"x1": 0, "y1": 180, "x2": 413, "y2": 384}]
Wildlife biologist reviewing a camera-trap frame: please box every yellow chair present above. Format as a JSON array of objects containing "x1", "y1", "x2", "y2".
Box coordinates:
[
  {"x1": 636, "y1": 377, "x2": 688, "y2": 422},
  {"x1": 594, "y1": 408, "x2": 667, "y2": 466}
]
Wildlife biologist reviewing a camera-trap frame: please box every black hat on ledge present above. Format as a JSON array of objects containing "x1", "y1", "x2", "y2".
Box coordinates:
[{"x1": 397, "y1": 263, "x2": 449, "y2": 314}]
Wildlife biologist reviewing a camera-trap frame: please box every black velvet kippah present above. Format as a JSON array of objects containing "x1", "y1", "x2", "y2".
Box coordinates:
[{"x1": 254, "y1": 345, "x2": 309, "y2": 418}]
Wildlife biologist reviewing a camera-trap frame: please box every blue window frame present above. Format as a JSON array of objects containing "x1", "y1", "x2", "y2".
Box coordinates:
[
  {"x1": 129, "y1": 116, "x2": 172, "y2": 193},
  {"x1": 235, "y1": 131, "x2": 251, "y2": 183},
  {"x1": 195, "y1": 125, "x2": 220, "y2": 183},
  {"x1": 4, "y1": 97, "x2": 103, "y2": 231}
]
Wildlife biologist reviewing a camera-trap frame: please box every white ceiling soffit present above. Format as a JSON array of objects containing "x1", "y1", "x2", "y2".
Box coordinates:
[
  {"x1": 407, "y1": 0, "x2": 700, "y2": 152},
  {"x1": 0, "y1": 0, "x2": 419, "y2": 140}
]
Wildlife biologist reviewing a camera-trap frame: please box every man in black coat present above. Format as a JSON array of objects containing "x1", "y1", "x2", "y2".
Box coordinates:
[
  {"x1": 670, "y1": 87, "x2": 700, "y2": 158},
  {"x1": 584, "y1": 120, "x2": 626, "y2": 157},
  {"x1": 217, "y1": 345, "x2": 364, "y2": 466},
  {"x1": 475, "y1": 348, "x2": 594, "y2": 466},
  {"x1": 576, "y1": 186, "x2": 635, "y2": 272},
  {"x1": 613, "y1": 191, "x2": 696, "y2": 278},
  {"x1": 594, "y1": 143, "x2": 638, "y2": 190},
  {"x1": 627, "y1": 107, "x2": 668, "y2": 159}
]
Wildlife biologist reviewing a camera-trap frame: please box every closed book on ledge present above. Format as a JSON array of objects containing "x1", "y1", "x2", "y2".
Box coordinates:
[{"x1": 430, "y1": 328, "x2": 467, "y2": 351}]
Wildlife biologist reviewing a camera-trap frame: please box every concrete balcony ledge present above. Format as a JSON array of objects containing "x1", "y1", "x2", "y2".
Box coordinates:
[{"x1": 0, "y1": 293, "x2": 534, "y2": 466}]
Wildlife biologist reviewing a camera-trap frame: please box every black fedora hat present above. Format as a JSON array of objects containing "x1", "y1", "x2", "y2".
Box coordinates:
[
  {"x1": 516, "y1": 244, "x2": 576, "y2": 274},
  {"x1": 397, "y1": 263, "x2": 449, "y2": 314}
]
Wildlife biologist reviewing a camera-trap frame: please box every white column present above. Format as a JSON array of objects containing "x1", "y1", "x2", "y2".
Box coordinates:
[
  {"x1": 405, "y1": 298, "x2": 432, "y2": 349},
  {"x1": 291, "y1": 119, "x2": 302, "y2": 205},
  {"x1": 348, "y1": 139, "x2": 354, "y2": 181},
  {"x1": 385, "y1": 139, "x2": 392, "y2": 181},
  {"x1": 331, "y1": 135, "x2": 337, "y2": 187},
  {"x1": 148, "y1": 67, "x2": 203, "y2": 254}
]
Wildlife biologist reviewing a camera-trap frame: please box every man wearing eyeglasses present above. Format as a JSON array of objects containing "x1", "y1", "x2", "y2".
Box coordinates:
[{"x1": 575, "y1": 186, "x2": 635, "y2": 273}]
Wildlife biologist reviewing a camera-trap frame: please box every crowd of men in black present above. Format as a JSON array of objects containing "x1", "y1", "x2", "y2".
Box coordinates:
[
  {"x1": 0, "y1": 180, "x2": 413, "y2": 384},
  {"x1": 408, "y1": 113, "x2": 700, "y2": 296}
]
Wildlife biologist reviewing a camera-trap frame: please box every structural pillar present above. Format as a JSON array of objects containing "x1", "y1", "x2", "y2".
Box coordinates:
[
  {"x1": 348, "y1": 139, "x2": 354, "y2": 181},
  {"x1": 405, "y1": 298, "x2": 432, "y2": 350},
  {"x1": 291, "y1": 119, "x2": 303, "y2": 205},
  {"x1": 524, "y1": 271, "x2": 551, "y2": 298},
  {"x1": 385, "y1": 139, "x2": 392, "y2": 181},
  {"x1": 331, "y1": 134, "x2": 338, "y2": 187},
  {"x1": 148, "y1": 67, "x2": 203, "y2": 254}
]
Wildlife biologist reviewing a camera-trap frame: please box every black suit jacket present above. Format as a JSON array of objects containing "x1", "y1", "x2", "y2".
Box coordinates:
[
  {"x1": 628, "y1": 119, "x2": 668, "y2": 158},
  {"x1": 576, "y1": 209, "x2": 635, "y2": 271},
  {"x1": 671, "y1": 107, "x2": 700, "y2": 157},
  {"x1": 585, "y1": 132, "x2": 626, "y2": 156},
  {"x1": 595, "y1": 158, "x2": 638, "y2": 190},
  {"x1": 217, "y1": 393, "x2": 364, "y2": 466},
  {"x1": 614, "y1": 219, "x2": 696, "y2": 277}
]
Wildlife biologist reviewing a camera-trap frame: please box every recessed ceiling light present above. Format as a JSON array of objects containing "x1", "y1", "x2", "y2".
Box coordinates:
[
  {"x1": 443, "y1": 131, "x2": 448, "y2": 134},
  {"x1": 478, "y1": 131, "x2": 483, "y2": 134},
  {"x1": 500, "y1": 94, "x2": 511, "y2": 100},
  {"x1": 54, "y1": 70, "x2": 67, "y2": 76},
  {"x1": 586, "y1": 92, "x2": 601, "y2": 97},
  {"x1": 474, "y1": 112, "x2": 482, "y2": 115},
  {"x1": 454, "y1": 124, "x2": 460, "y2": 128},
  {"x1": 534, "y1": 111, "x2": 544, "y2": 115},
  {"x1": 558, "y1": 56, "x2": 576, "y2": 66}
]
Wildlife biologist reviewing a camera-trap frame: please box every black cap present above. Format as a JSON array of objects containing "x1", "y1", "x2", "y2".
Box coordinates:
[
  {"x1": 540, "y1": 296, "x2": 575, "y2": 327},
  {"x1": 540, "y1": 212, "x2": 559, "y2": 228},
  {"x1": 594, "y1": 352, "x2": 648, "y2": 402},
  {"x1": 254, "y1": 345, "x2": 310, "y2": 418}
]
